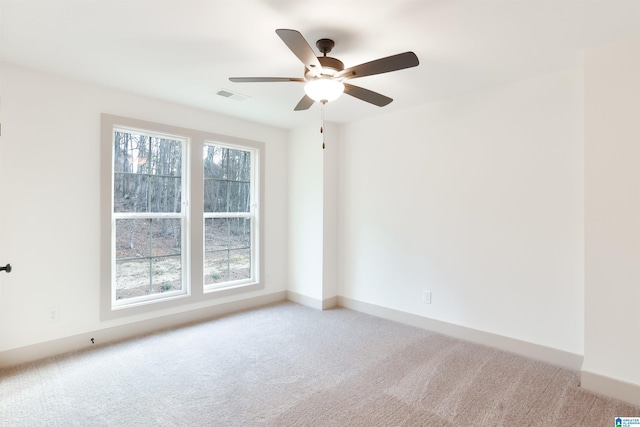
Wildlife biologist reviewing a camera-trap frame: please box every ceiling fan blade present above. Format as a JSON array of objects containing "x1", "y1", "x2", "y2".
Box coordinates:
[
  {"x1": 229, "y1": 77, "x2": 305, "y2": 83},
  {"x1": 276, "y1": 29, "x2": 322, "y2": 77},
  {"x1": 343, "y1": 83, "x2": 393, "y2": 107},
  {"x1": 336, "y1": 52, "x2": 419, "y2": 80},
  {"x1": 294, "y1": 95, "x2": 315, "y2": 111}
]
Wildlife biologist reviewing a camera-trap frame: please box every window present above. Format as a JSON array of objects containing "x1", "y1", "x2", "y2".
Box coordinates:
[
  {"x1": 203, "y1": 144, "x2": 256, "y2": 290},
  {"x1": 112, "y1": 128, "x2": 187, "y2": 307},
  {"x1": 101, "y1": 115, "x2": 263, "y2": 319}
]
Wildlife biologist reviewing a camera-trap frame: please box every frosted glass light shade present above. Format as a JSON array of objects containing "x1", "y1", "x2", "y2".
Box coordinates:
[{"x1": 304, "y1": 78, "x2": 345, "y2": 103}]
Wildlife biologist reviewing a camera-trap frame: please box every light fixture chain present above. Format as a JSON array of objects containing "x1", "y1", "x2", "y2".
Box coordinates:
[{"x1": 321, "y1": 101, "x2": 326, "y2": 149}]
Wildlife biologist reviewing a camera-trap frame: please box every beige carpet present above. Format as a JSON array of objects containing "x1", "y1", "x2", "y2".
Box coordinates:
[{"x1": 1, "y1": 302, "x2": 638, "y2": 426}]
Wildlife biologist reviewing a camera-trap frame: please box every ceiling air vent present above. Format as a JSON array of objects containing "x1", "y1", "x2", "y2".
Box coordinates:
[{"x1": 216, "y1": 89, "x2": 250, "y2": 102}]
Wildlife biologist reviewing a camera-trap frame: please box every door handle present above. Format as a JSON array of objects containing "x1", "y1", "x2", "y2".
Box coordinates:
[{"x1": 1, "y1": 264, "x2": 11, "y2": 273}]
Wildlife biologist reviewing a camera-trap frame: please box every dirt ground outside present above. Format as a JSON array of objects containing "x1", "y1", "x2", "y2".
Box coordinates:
[{"x1": 116, "y1": 255, "x2": 250, "y2": 300}]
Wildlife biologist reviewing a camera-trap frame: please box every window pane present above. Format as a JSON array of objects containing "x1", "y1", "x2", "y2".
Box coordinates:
[
  {"x1": 116, "y1": 258, "x2": 151, "y2": 300},
  {"x1": 227, "y1": 148, "x2": 251, "y2": 182},
  {"x1": 205, "y1": 218, "x2": 230, "y2": 251},
  {"x1": 203, "y1": 145, "x2": 225, "y2": 179},
  {"x1": 114, "y1": 131, "x2": 148, "y2": 175},
  {"x1": 116, "y1": 219, "x2": 151, "y2": 259},
  {"x1": 115, "y1": 218, "x2": 183, "y2": 302},
  {"x1": 152, "y1": 219, "x2": 182, "y2": 256},
  {"x1": 114, "y1": 174, "x2": 149, "y2": 213},
  {"x1": 203, "y1": 248, "x2": 251, "y2": 285},
  {"x1": 204, "y1": 250, "x2": 229, "y2": 285},
  {"x1": 204, "y1": 218, "x2": 251, "y2": 286},
  {"x1": 229, "y1": 248, "x2": 251, "y2": 281},
  {"x1": 203, "y1": 145, "x2": 251, "y2": 213},
  {"x1": 205, "y1": 218, "x2": 250, "y2": 250},
  {"x1": 151, "y1": 255, "x2": 182, "y2": 293},
  {"x1": 148, "y1": 176, "x2": 182, "y2": 213},
  {"x1": 148, "y1": 138, "x2": 182, "y2": 177},
  {"x1": 115, "y1": 256, "x2": 183, "y2": 300},
  {"x1": 238, "y1": 151, "x2": 251, "y2": 182},
  {"x1": 228, "y1": 182, "x2": 250, "y2": 212},
  {"x1": 204, "y1": 181, "x2": 250, "y2": 213},
  {"x1": 204, "y1": 179, "x2": 228, "y2": 212},
  {"x1": 114, "y1": 130, "x2": 182, "y2": 213},
  {"x1": 228, "y1": 217, "x2": 251, "y2": 248}
]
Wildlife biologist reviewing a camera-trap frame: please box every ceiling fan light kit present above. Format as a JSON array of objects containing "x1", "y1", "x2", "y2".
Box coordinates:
[{"x1": 304, "y1": 78, "x2": 345, "y2": 103}]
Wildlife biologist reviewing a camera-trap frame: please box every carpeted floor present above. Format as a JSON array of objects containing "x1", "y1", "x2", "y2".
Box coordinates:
[{"x1": 1, "y1": 302, "x2": 638, "y2": 426}]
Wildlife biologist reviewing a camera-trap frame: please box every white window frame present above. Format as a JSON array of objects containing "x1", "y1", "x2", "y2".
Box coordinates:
[{"x1": 101, "y1": 114, "x2": 264, "y2": 320}]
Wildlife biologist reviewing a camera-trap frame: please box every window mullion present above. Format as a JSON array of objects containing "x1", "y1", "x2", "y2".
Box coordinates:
[
  {"x1": 204, "y1": 212, "x2": 253, "y2": 219},
  {"x1": 114, "y1": 212, "x2": 183, "y2": 219}
]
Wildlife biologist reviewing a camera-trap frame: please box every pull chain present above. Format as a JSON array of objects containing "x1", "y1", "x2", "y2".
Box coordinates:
[{"x1": 320, "y1": 100, "x2": 326, "y2": 149}]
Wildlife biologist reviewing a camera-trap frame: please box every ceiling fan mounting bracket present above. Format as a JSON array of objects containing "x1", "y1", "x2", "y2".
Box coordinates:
[{"x1": 316, "y1": 38, "x2": 335, "y2": 55}]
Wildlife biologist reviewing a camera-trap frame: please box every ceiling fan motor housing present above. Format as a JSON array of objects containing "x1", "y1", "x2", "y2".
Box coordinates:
[{"x1": 305, "y1": 56, "x2": 344, "y2": 80}]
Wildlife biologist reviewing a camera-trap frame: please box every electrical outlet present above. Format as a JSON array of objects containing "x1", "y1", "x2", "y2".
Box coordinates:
[
  {"x1": 47, "y1": 306, "x2": 60, "y2": 323},
  {"x1": 422, "y1": 290, "x2": 432, "y2": 304}
]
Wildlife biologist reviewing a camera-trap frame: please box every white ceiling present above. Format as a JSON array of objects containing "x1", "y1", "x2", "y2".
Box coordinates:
[{"x1": 2, "y1": 0, "x2": 640, "y2": 130}]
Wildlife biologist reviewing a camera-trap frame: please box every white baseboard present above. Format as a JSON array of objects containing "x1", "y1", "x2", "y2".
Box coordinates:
[
  {"x1": 0, "y1": 291, "x2": 287, "y2": 369},
  {"x1": 581, "y1": 370, "x2": 640, "y2": 407},
  {"x1": 286, "y1": 291, "x2": 338, "y2": 310},
  {"x1": 337, "y1": 296, "x2": 583, "y2": 371},
  {"x1": 322, "y1": 296, "x2": 339, "y2": 310}
]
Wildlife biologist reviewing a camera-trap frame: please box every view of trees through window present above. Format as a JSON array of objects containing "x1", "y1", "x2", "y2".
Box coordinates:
[
  {"x1": 111, "y1": 129, "x2": 256, "y2": 304},
  {"x1": 203, "y1": 144, "x2": 253, "y2": 286},
  {"x1": 104, "y1": 115, "x2": 262, "y2": 316},
  {"x1": 113, "y1": 130, "x2": 184, "y2": 301}
]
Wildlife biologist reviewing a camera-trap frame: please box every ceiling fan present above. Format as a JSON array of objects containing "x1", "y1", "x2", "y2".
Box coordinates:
[{"x1": 229, "y1": 29, "x2": 419, "y2": 111}]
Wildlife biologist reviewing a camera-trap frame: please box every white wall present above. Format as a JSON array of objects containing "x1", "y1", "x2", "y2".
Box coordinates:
[
  {"x1": 338, "y1": 68, "x2": 585, "y2": 355},
  {"x1": 583, "y1": 36, "x2": 640, "y2": 396},
  {"x1": 288, "y1": 125, "x2": 324, "y2": 302},
  {"x1": 287, "y1": 121, "x2": 339, "y2": 307},
  {"x1": 322, "y1": 123, "x2": 339, "y2": 302},
  {"x1": 0, "y1": 63, "x2": 289, "y2": 354}
]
